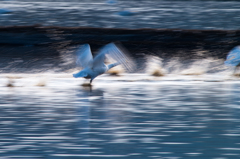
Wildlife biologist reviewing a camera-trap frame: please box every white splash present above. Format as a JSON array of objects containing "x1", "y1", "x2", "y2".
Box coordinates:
[{"x1": 145, "y1": 55, "x2": 166, "y2": 76}]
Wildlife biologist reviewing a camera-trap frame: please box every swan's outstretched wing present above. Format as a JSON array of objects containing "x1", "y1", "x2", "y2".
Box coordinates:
[
  {"x1": 92, "y1": 43, "x2": 135, "y2": 72},
  {"x1": 225, "y1": 46, "x2": 240, "y2": 66},
  {"x1": 76, "y1": 44, "x2": 93, "y2": 68}
]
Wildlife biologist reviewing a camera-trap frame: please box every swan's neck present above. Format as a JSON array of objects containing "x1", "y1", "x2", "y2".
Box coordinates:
[{"x1": 107, "y1": 62, "x2": 119, "y2": 70}]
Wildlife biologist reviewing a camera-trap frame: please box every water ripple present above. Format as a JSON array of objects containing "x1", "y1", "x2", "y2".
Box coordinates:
[{"x1": 0, "y1": 76, "x2": 240, "y2": 158}]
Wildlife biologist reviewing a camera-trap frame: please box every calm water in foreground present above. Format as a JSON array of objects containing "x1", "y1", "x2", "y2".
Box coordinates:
[{"x1": 0, "y1": 74, "x2": 240, "y2": 159}]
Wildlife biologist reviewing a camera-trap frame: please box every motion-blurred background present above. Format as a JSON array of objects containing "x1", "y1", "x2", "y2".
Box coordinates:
[
  {"x1": 1, "y1": 0, "x2": 240, "y2": 29},
  {"x1": 1, "y1": 1, "x2": 240, "y2": 159}
]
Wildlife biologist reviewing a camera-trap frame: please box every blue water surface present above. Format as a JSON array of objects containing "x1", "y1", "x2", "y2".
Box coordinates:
[
  {"x1": 1, "y1": 0, "x2": 240, "y2": 29},
  {"x1": 0, "y1": 81, "x2": 240, "y2": 159}
]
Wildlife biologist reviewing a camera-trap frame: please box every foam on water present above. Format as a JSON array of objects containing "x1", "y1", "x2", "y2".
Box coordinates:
[
  {"x1": 145, "y1": 55, "x2": 166, "y2": 76},
  {"x1": 0, "y1": 69, "x2": 238, "y2": 89},
  {"x1": 0, "y1": 51, "x2": 238, "y2": 88}
]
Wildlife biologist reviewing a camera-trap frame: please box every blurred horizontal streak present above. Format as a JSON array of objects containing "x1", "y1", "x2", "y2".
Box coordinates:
[
  {"x1": 0, "y1": 25, "x2": 240, "y2": 59},
  {"x1": 0, "y1": 26, "x2": 239, "y2": 73},
  {"x1": 51, "y1": 154, "x2": 129, "y2": 157}
]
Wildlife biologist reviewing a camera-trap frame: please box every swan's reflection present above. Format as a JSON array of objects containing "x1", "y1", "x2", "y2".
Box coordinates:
[{"x1": 75, "y1": 87, "x2": 105, "y2": 153}]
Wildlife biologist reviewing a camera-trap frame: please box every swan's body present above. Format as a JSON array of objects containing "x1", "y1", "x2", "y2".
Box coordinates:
[
  {"x1": 73, "y1": 43, "x2": 133, "y2": 83},
  {"x1": 73, "y1": 63, "x2": 118, "y2": 83}
]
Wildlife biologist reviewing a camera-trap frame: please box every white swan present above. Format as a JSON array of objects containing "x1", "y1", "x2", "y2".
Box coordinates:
[
  {"x1": 73, "y1": 43, "x2": 134, "y2": 84},
  {"x1": 225, "y1": 46, "x2": 240, "y2": 66},
  {"x1": 225, "y1": 46, "x2": 240, "y2": 73}
]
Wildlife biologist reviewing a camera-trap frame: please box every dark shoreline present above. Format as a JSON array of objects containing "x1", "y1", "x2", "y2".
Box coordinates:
[{"x1": 0, "y1": 25, "x2": 240, "y2": 59}]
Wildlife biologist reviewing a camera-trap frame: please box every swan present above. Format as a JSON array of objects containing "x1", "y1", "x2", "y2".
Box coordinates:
[
  {"x1": 73, "y1": 43, "x2": 134, "y2": 84},
  {"x1": 224, "y1": 46, "x2": 240, "y2": 73}
]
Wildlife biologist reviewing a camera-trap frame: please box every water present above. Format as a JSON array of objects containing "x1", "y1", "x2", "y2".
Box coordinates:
[
  {"x1": 0, "y1": 73, "x2": 240, "y2": 159},
  {"x1": 1, "y1": 0, "x2": 240, "y2": 30},
  {"x1": 1, "y1": 0, "x2": 240, "y2": 158},
  {"x1": 0, "y1": 46, "x2": 240, "y2": 159}
]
